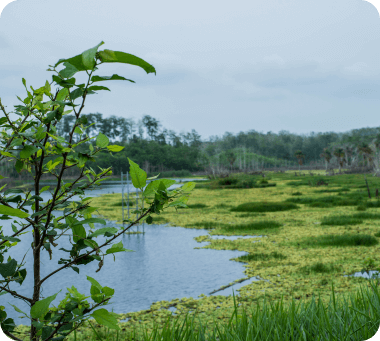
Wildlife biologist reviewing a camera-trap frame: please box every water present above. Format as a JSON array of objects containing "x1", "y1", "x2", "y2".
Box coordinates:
[
  {"x1": 0, "y1": 179, "x2": 265, "y2": 325},
  {"x1": 344, "y1": 270, "x2": 380, "y2": 279}
]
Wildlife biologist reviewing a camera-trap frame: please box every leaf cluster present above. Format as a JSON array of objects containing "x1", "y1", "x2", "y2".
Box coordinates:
[{"x1": 0, "y1": 41, "x2": 194, "y2": 341}]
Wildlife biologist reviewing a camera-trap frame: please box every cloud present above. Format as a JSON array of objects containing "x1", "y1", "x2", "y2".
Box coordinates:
[
  {"x1": 262, "y1": 54, "x2": 286, "y2": 66},
  {"x1": 343, "y1": 62, "x2": 369, "y2": 75}
]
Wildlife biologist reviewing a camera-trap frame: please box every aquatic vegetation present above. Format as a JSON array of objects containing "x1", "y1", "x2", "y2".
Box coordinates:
[
  {"x1": 231, "y1": 201, "x2": 299, "y2": 213},
  {"x1": 84, "y1": 171, "x2": 380, "y2": 340}
]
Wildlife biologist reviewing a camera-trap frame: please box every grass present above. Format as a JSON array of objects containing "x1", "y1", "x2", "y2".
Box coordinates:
[
  {"x1": 11, "y1": 172, "x2": 380, "y2": 341},
  {"x1": 230, "y1": 201, "x2": 299, "y2": 212}
]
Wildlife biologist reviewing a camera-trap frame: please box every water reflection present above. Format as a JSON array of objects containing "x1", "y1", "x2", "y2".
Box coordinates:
[{"x1": 1, "y1": 179, "x2": 263, "y2": 325}]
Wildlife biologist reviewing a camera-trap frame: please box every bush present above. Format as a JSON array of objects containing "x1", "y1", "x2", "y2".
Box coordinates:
[
  {"x1": 231, "y1": 202, "x2": 299, "y2": 213},
  {"x1": 218, "y1": 178, "x2": 239, "y2": 186}
]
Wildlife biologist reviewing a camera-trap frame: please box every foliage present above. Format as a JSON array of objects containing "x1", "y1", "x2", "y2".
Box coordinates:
[
  {"x1": 0, "y1": 42, "x2": 194, "y2": 341},
  {"x1": 205, "y1": 173, "x2": 276, "y2": 189},
  {"x1": 230, "y1": 202, "x2": 299, "y2": 213}
]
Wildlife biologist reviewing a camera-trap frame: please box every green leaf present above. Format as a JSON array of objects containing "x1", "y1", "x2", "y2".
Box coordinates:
[
  {"x1": 144, "y1": 180, "x2": 160, "y2": 197},
  {"x1": 0, "y1": 206, "x2": 29, "y2": 218},
  {"x1": 10, "y1": 304, "x2": 29, "y2": 317},
  {"x1": 56, "y1": 88, "x2": 69, "y2": 102},
  {"x1": 90, "y1": 285, "x2": 102, "y2": 303},
  {"x1": 87, "y1": 276, "x2": 102, "y2": 290},
  {"x1": 91, "y1": 309, "x2": 120, "y2": 330},
  {"x1": 107, "y1": 145, "x2": 124, "y2": 152},
  {"x1": 96, "y1": 133, "x2": 109, "y2": 148},
  {"x1": 0, "y1": 151, "x2": 14, "y2": 158},
  {"x1": 30, "y1": 209, "x2": 48, "y2": 218},
  {"x1": 0, "y1": 117, "x2": 8, "y2": 125},
  {"x1": 59, "y1": 62, "x2": 79, "y2": 79},
  {"x1": 1, "y1": 236, "x2": 21, "y2": 243},
  {"x1": 147, "y1": 174, "x2": 160, "y2": 180},
  {"x1": 91, "y1": 74, "x2": 135, "y2": 83},
  {"x1": 14, "y1": 269, "x2": 27, "y2": 285},
  {"x1": 71, "y1": 266, "x2": 80, "y2": 274},
  {"x1": 55, "y1": 41, "x2": 105, "y2": 71},
  {"x1": 97, "y1": 50, "x2": 156, "y2": 75},
  {"x1": 168, "y1": 196, "x2": 189, "y2": 208},
  {"x1": 44, "y1": 109, "x2": 59, "y2": 124},
  {"x1": 159, "y1": 179, "x2": 177, "y2": 189},
  {"x1": 87, "y1": 227, "x2": 118, "y2": 238},
  {"x1": 83, "y1": 239, "x2": 99, "y2": 249},
  {"x1": 146, "y1": 216, "x2": 153, "y2": 224},
  {"x1": 101, "y1": 286, "x2": 114, "y2": 297},
  {"x1": 87, "y1": 85, "x2": 110, "y2": 92},
  {"x1": 74, "y1": 126, "x2": 83, "y2": 135},
  {"x1": 9, "y1": 138, "x2": 23, "y2": 148},
  {"x1": 30, "y1": 292, "x2": 59, "y2": 319},
  {"x1": 106, "y1": 241, "x2": 133, "y2": 255},
  {"x1": 144, "y1": 179, "x2": 176, "y2": 197},
  {"x1": 40, "y1": 186, "x2": 50, "y2": 193},
  {"x1": 128, "y1": 158, "x2": 147, "y2": 189},
  {"x1": 69, "y1": 88, "x2": 84, "y2": 101},
  {"x1": 20, "y1": 145, "x2": 38, "y2": 159},
  {"x1": 15, "y1": 160, "x2": 24, "y2": 174},
  {"x1": 82, "y1": 41, "x2": 105, "y2": 69},
  {"x1": 71, "y1": 225, "x2": 86, "y2": 243},
  {"x1": 0, "y1": 259, "x2": 17, "y2": 278},
  {"x1": 181, "y1": 182, "x2": 196, "y2": 192}
]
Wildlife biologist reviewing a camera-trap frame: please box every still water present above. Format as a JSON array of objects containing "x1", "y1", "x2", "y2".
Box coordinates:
[{"x1": 1, "y1": 179, "x2": 258, "y2": 325}]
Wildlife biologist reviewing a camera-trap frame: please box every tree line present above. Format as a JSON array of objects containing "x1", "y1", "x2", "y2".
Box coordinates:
[{"x1": 3, "y1": 111, "x2": 380, "y2": 179}]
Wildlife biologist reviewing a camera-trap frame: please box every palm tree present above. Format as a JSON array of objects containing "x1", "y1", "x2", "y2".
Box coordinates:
[
  {"x1": 357, "y1": 142, "x2": 373, "y2": 168},
  {"x1": 320, "y1": 148, "x2": 332, "y2": 171},
  {"x1": 294, "y1": 150, "x2": 305, "y2": 171},
  {"x1": 343, "y1": 145, "x2": 354, "y2": 167},
  {"x1": 333, "y1": 147, "x2": 345, "y2": 174}
]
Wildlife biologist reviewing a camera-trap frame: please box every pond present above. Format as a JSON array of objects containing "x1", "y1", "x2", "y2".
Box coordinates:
[{"x1": 1, "y1": 179, "x2": 264, "y2": 325}]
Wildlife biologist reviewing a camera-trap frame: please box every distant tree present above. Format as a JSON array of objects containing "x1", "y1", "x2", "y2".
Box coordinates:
[
  {"x1": 333, "y1": 147, "x2": 345, "y2": 174},
  {"x1": 320, "y1": 148, "x2": 332, "y2": 171},
  {"x1": 118, "y1": 117, "x2": 134, "y2": 143},
  {"x1": 137, "y1": 119, "x2": 145, "y2": 140},
  {"x1": 168, "y1": 130, "x2": 182, "y2": 147},
  {"x1": 294, "y1": 150, "x2": 305, "y2": 171},
  {"x1": 357, "y1": 142, "x2": 373, "y2": 168},
  {"x1": 142, "y1": 115, "x2": 160, "y2": 140},
  {"x1": 343, "y1": 144, "x2": 355, "y2": 167},
  {"x1": 225, "y1": 150, "x2": 236, "y2": 172},
  {"x1": 155, "y1": 128, "x2": 168, "y2": 145}
]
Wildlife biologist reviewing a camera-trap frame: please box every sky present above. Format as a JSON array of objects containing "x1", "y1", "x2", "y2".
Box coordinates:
[{"x1": 1, "y1": 0, "x2": 380, "y2": 141}]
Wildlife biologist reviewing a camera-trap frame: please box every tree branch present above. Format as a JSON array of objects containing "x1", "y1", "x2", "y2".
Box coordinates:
[
  {"x1": 3, "y1": 329, "x2": 23, "y2": 341},
  {"x1": 44, "y1": 297, "x2": 111, "y2": 341},
  {"x1": 0, "y1": 285, "x2": 32, "y2": 303},
  {"x1": 39, "y1": 208, "x2": 151, "y2": 286}
]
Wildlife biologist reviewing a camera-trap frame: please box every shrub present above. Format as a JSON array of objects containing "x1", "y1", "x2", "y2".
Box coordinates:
[
  {"x1": 231, "y1": 202, "x2": 299, "y2": 213},
  {"x1": 291, "y1": 191, "x2": 303, "y2": 196},
  {"x1": 218, "y1": 178, "x2": 239, "y2": 186}
]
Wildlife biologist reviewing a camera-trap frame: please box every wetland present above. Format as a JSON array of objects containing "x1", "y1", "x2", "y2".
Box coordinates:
[{"x1": 10, "y1": 171, "x2": 380, "y2": 340}]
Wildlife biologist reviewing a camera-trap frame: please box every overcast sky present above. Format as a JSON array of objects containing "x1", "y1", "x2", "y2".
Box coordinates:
[{"x1": 1, "y1": 0, "x2": 380, "y2": 140}]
